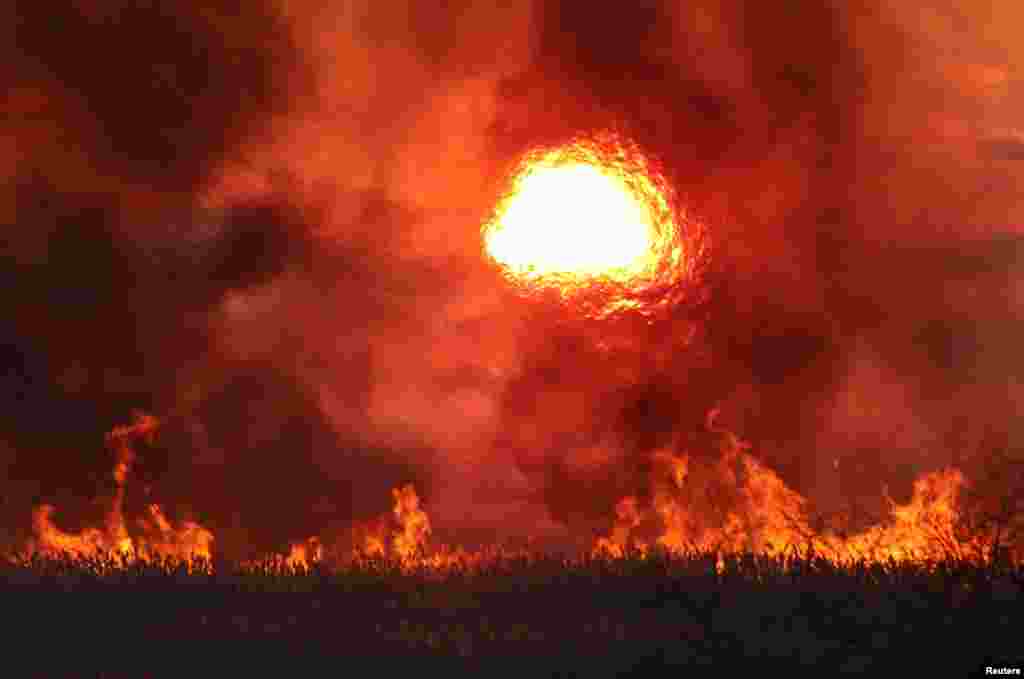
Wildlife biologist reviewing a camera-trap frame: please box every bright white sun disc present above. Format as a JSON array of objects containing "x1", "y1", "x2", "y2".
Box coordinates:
[{"x1": 485, "y1": 161, "x2": 656, "y2": 280}]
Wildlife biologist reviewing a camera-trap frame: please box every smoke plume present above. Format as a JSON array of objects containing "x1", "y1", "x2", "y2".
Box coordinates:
[{"x1": 4, "y1": 0, "x2": 1022, "y2": 558}]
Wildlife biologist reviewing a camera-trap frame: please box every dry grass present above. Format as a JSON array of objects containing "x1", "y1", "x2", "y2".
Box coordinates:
[{"x1": 2, "y1": 545, "x2": 1020, "y2": 675}]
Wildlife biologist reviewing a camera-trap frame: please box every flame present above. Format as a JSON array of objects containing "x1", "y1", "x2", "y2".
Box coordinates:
[
  {"x1": 135, "y1": 504, "x2": 214, "y2": 562},
  {"x1": 279, "y1": 483, "x2": 434, "y2": 571},
  {"x1": 18, "y1": 411, "x2": 1017, "y2": 573},
  {"x1": 482, "y1": 131, "x2": 699, "y2": 319},
  {"x1": 647, "y1": 444, "x2": 818, "y2": 558},
  {"x1": 25, "y1": 412, "x2": 213, "y2": 564},
  {"x1": 30, "y1": 504, "x2": 134, "y2": 560},
  {"x1": 286, "y1": 537, "x2": 322, "y2": 569},
  {"x1": 593, "y1": 496, "x2": 645, "y2": 558},
  {"x1": 837, "y1": 469, "x2": 988, "y2": 562},
  {"x1": 593, "y1": 428, "x2": 1007, "y2": 569},
  {"x1": 390, "y1": 483, "x2": 432, "y2": 562},
  {"x1": 351, "y1": 483, "x2": 432, "y2": 566}
]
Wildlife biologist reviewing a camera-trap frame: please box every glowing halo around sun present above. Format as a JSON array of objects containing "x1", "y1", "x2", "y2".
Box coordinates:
[{"x1": 482, "y1": 131, "x2": 702, "y2": 319}]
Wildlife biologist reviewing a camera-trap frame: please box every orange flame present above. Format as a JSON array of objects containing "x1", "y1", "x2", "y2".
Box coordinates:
[
  {"x1": 25, "y1": 412, "x2": 213, "y2": 563},
  {"x1": 20, "y1": 411, "x2": 1016, "y2": 573},
  {"x1": 593, "y1": 427, "x2": 1006, "y2": 568},
  {"x1": 30, "y1": 504, "x2": 134, "y2": 559},
  {"x1": 390, "y1": 483, "x2": 431, "y2": 562},
  {"x1": 285, "y1": 536, "x2": 322, "y2": 569},
  {"x1": 282, "y1": 483, "x2": 434, "y2": 570},
  {"x1": 837, "y1": 469, "x2": 988, "y2": 562},
  {"x1": 135, "y1": 504, "x2": 214, "y2": 562},
  {"x1": 348, "y1": 483, "x2": 432, "y2": 565},
  {"x1": 594, "y1": 496, "x2": 645, "y2": 558}
]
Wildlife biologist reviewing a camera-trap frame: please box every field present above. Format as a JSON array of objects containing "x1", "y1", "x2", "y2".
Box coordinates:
[
  {"x1": 8, "y1": 416, "x2": 1022, "y2": 676},
  {"x1": 4, "y1": 547, "x2": 1020, "y2": 677}
]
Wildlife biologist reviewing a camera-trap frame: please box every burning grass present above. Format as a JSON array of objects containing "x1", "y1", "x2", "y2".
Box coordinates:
[{"x1": 5, "y1": 412, "x2": 1022, "y2": 673}]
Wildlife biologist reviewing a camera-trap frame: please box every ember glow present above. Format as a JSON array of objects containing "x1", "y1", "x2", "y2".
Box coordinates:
[{"x1": 482, "y1": 132, "x2": 695, "y2": 318}]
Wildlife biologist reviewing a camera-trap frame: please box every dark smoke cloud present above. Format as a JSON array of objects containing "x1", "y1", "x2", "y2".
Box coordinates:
[
  {"x1": 4, "y1": 0, "x2": 1023, "y2": 556},
  {"x1": 9, "y1": 0, "x2": 309, "y2": 195}
]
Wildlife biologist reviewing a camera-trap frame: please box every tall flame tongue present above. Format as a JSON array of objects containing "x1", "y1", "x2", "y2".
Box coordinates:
[
  {"x1": 483, "y1": 132, "x2": 692, "y2": 319},
  {"x1": 26, "y1": 412, "x2": 214, "y2": 564}
]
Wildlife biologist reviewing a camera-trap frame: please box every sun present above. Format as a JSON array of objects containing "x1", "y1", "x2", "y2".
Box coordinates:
[
  {"x1": 484, "y1": 160, "x2": 658, "y2": 282},
  {"x1": 481, "y1": 132, "x2": 694, "y2": 318}
]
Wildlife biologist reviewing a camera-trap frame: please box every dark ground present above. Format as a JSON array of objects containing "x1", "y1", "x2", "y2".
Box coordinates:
[{"x1": 3, "y1": 552, "x2": 1021, "y2": 677}]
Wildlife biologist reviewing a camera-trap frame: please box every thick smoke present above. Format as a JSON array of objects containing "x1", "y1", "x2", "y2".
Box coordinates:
[{"x1": 3, "y1": 0, "x2": 1023, "y2": 557}]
